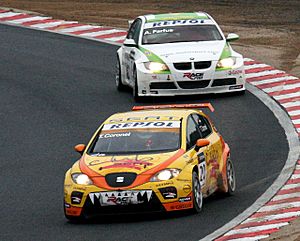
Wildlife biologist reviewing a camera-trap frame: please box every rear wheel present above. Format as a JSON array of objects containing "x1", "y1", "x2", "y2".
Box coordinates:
[
  {"x1": 115, "y1": 57, "x2": 126, "y2": 91},
  {"x1": 192, "y1": 172, "x2": 203, "y2": 213}
]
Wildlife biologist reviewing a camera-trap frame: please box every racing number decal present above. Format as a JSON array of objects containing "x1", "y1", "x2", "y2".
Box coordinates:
[{"x1": 197, "y1": 152, "x2": 206, "y2": 187}]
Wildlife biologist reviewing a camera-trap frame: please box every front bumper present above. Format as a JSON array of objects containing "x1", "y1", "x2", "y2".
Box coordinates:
[{"x1": 136, "y1": 59, "x2": 245, "y2": 96}]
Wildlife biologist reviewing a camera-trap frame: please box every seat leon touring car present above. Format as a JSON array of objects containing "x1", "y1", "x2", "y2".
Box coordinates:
[{"x1": 64, "y1": 103, "x2": 236, "y2": 220}]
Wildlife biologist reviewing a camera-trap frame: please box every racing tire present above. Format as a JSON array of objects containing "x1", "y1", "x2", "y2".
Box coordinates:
[
  {"x1": 115, "y1": 57, "x2": 126, "y2": 91},
  {"x1": 224, "y1": 156, "x2": 236, "y2": 196},
  {"x1": 192, "y1": 172, "x2": 203, "y2": 213},
  {"x1": 132, "y1": 67, "x2": 142, "y2": 102}
]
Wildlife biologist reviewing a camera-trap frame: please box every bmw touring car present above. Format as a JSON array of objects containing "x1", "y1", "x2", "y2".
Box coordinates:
[
  {"x1": 64, "y1": 103, "x2": 236, "y2": 220},
  {"x1": 116, "y1": 12, "x2": 245, "y2": 100}
]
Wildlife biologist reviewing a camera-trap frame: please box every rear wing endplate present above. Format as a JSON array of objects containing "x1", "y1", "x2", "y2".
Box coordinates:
[{"x1": 132, "y1": 103, "x2": 214, "y2": 112}]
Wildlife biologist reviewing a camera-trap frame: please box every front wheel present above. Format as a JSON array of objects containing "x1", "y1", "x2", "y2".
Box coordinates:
[
  {"x1": 132, "y1": 67, "x2": 142, "y2": 102},
  {"x1": 192, "y1": 172, "x2": 203, "y2": 213},
  {"x1": 115, "y1": 57, "x2": 126, "y2": 91},
  {"x1": 225, "y1": 157, "x2": 236, "y2": 195}
]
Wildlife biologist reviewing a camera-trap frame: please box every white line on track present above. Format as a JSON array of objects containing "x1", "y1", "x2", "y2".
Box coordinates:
[
  {"x1": 31, "y1": 21, "x2": 77, "y2": 29},
  {"x1": 0, "y1": 12, "x2": 23, "y2": 18},
  {"x1": 7, "y1": 16, "x2": 52, "y2": 24},
  {"x1": 58, "y1": 25, "x2": 99, "y2": 33},
  {"x1": 225, "y1": 223, "x2": 289, "y2": 236},
  {"x1": 272, "y1": 192, "x2": 300, "y2": 201},
  {"x1": 246, "y1": 70, "x2": 285, "y2": 79},
  {"x1": 282, "y1": 183, "x2": 300, "y2": 190},
  {"x1": 79, "y1": 29, "x2": 124, "y2": 37},
  {"x1": 251, "y1": 76, "x2": 298, "y2": 86},
  {"x1": 274, "y1": 92, "x2": 300, "y2": 101},
  {"x1": 282, "y1": 101, "x2": 300, "y2": 108},
  {"x1": 223, "y1": 235, "x2": 270, "y2": 241},
  {"x1": 245, "y1": 211, "x2": 300, "y2": 223},
  {"x1": 258, "y1": 201, "x2": 300, "y2": 212},
  {"x1": 244, "y1": 63, "x2": 270, "y2": 70},
  {"x1": 264, "y1": 83, "x2": 300, "y2": 93}
]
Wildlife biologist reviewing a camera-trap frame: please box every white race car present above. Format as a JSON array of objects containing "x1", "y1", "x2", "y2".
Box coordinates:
[{"x1": 116, "y1": 12, "x2": 245, "y2": 100}]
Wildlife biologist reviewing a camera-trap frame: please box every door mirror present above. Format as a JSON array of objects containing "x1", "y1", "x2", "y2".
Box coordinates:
[
  {"x1": 226, "y1": 33, "x2": 239, "y2": 42},
  {"x1": 194, "y1": 139, "x2": 210, "y2": 151},
  {"x1": 123, "y1": 38, "x2": 137, "y2": 47},
  {"x1": 74, "y1": 144, "x2": 86, "y2": 155}
]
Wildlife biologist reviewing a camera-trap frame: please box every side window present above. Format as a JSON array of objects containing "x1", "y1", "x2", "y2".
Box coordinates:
[
  {"x1": 126, "y1": 19, "x2": 142, "y2": 44},
  {"x1": 186, "y1": 116, "x2": 202, "y2": 150},
  {"x1": 192, "y1": 114, "x2": 212, "y2": 138}
]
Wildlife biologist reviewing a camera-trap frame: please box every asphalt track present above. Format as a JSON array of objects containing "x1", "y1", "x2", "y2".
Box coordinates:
[{"x1": 0, "y1": 24, "x2": 289, "y2": 241}]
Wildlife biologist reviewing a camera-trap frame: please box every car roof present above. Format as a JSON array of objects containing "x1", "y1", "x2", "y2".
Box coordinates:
[
  {"x1": 144, "y1": 12, "x2": 210, "y2": 23},
  {"x1": 104, "y1": 109, "x2": 201, "y2": 124}
]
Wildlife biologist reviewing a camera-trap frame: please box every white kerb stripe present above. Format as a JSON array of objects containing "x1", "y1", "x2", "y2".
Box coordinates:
[
  {"x1": 258, "y1": 201, "x2": 300, "y2": 213},
  {"x1": 31, "y1": 21, "x2": 77, "y2": 29},
  {"x1": 222, "y1": 235, "x2": 270, "y2": 241},
  {"x1": 273, "y1": 91, "x2": 300, "y2": 101},
  {"x1": 264, "y1": 83, "x2": 300, "y2": 93},
  {"x1": 79, "y1": 29, "x2": 123, "y2": 37},
  {"x1": 245, "y1": 211, "x2": 300, "y2": 223},
  {"x1": 244, "y1": 58, "x2": 254, "y2": 62},
  {"x1": 291, "y1": 174, "x2": 300, "y2": 179},
  {"x1": 282, "y1": 101, "x2": 300, "y2": 108},
  {"x1": 272, "y1": 192, "x2": 300, "y2": 201},
  {"x1": 296, "y1": 165, "x2": 300, "y2": 170},
  {"x1": 104, "y1": 36, "x2": 126, "y2": 42},
  {"x1": 244, "y1": 63, "x2": 270, "y2": 70},
  {"x1": 289, "y1": 110, "x2": 300, "y2": 116},
  {"x1": 7, "y1": 16, "x2": 51, "y2": 24},
  {"x1": 297, "y1": 128, "x2": 300, "y2": 132},
  {"x1": 59, "y1": 25, "x2": 99, "y2": 33},
  {"x1": 245, "y1": 70, "x2": 285, "y2": 79},
  {"x1": 0, "y1": 12, "x2": 23, "y2": 18},
  {"x1": 225, "y1": 222, "x2": 288, "y2": 236},
  {"x1": 252, "y1": 76, "x2": 298, "y2": 86},
  {"x1": 293, "y1": 119, "x2": 300, "y2": 125},
  {"x1": 282, "y1": 183, "x2": 300, "y2": 190}
]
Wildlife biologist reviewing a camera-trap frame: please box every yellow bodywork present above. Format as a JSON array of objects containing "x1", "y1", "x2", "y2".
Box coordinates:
[{"x1": 64, "y1": 108, "x2": 230, "y2": 217}]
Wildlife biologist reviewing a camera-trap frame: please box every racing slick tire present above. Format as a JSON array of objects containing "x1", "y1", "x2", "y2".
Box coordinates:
[
  {"x1": 115, "y1": 57, "x2": 126, "y2": 91},
  {"x1": 224, "y1": 156, "x2": 236, "y2": 196},
  {"x1": 192, "y1": 171, "x2": 203, "y2": 213},
  {"x1": 132, "y1": 66, "x2": 142, "y2": 102}
]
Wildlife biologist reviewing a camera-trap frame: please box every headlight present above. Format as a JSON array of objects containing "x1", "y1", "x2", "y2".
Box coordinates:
[
  {"x1": 150, "y1": 168, "x2": 181, "y2": 182},
  {"x1": 144, "y1": 62, "x2": 169, "y2": 73},
  {"x1": 71, "y1": 173, "x2": 93, "y2": 185},
  {"x1": 216, "y1": 57, "x2": 236, "y2": 69}
]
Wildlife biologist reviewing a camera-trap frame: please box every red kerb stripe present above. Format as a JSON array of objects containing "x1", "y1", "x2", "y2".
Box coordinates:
[
  {"x1": 235, "y1": 216, "x2": 296, "y2": 229},
  {"x1": 245, "y1": 66, "x2": 274, "y2": 74},
  {"x1": 246, "y1": 73, "x2": 288, "y2": 82}
]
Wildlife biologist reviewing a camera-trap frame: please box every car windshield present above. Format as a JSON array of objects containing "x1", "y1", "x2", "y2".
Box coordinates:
[
  {"x1": 142, "y1": 25, "x2": 223, "y2": 45},
  {"x1": 88, "y1": 121, "x2": 181, "y2": 155}
]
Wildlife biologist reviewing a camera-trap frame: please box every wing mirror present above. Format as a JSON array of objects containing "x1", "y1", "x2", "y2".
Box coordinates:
[
  {"x1": 123, "y1": 39, "x2": 137, "y2": 47},
  {"x1": 226, "y1": 33, "x2": 239, "y2": 42},
  {"x1": 194, "y1": 139, "x2": 210, "y2": 152},
  {"x1": 74, "y1": 144, "x2": 86, "y2": 155}
]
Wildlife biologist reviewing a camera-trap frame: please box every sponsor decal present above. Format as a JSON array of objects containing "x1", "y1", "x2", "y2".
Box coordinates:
[
  {"x1": 198, "y1": 153, "x2": 206, "y2": 187},
  {"x1": 89, "y1": 155, "x2": 154, "y2": 170},
  {"x1": 144, "y1": 28, "x2": 174, "y2": 35},
  {"x1": 176, "y1": 178, "x2": 190, "y2": 182},
  {"x1": 116, "y1": 176, "x2": 125, "y2": 183},
  {"x1": 229, "y1": 84, "x2": 243, "y2": 90},
  {"x1": 228, "y1": 69, "x2": 243, "y2": 75},
  {"x1": 156, "y1": 181, "x2": 174, "y2": 187},
  {"x1": 170, "y1": 203, "x2": 192, "y2": 210},
  {"x1": 109, "y1": 116, "x2": 178, "y2": 122},
  {"x1": 147, "y1": 19, "x2": 207, "y2": 28},
  {"x1": 102, "y1": 121, "x2": 180, "y2": 130},
  {"x1": 99, "y1": 132, "x2": 131, "y2": 139},
  {"x1": 183, "y1": 73, "x2": 204, "y2": 80},
  {"x1": 179, "y1": 197, "x2": 192, "y2": 202},
  {"x1": 89, "y1": 190, "x2": 152, "y2": 206}
]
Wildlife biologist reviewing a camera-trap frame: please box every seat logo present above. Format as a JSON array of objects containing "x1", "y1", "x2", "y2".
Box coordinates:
[{"x1": 116, "y1": 176, "x2": 125, "y2": 183}]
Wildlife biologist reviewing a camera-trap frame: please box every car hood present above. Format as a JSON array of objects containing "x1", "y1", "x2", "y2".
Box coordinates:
[
  {"x1": 80, "y1": 150, "x2": 183, "y2": 176},
  {"x1": 141, "y1": 41, "x2": 225, "y2": 63}
]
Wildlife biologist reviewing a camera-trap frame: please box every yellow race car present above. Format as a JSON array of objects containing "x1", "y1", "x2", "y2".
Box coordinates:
[{"x1": 64, "y1": 103, "x2": 236, "y2": 221}]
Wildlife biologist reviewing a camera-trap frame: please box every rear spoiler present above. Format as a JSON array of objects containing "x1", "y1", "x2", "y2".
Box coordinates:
[{"x1": 132, "y1": 103, "x2": 214, "y2": 112}]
